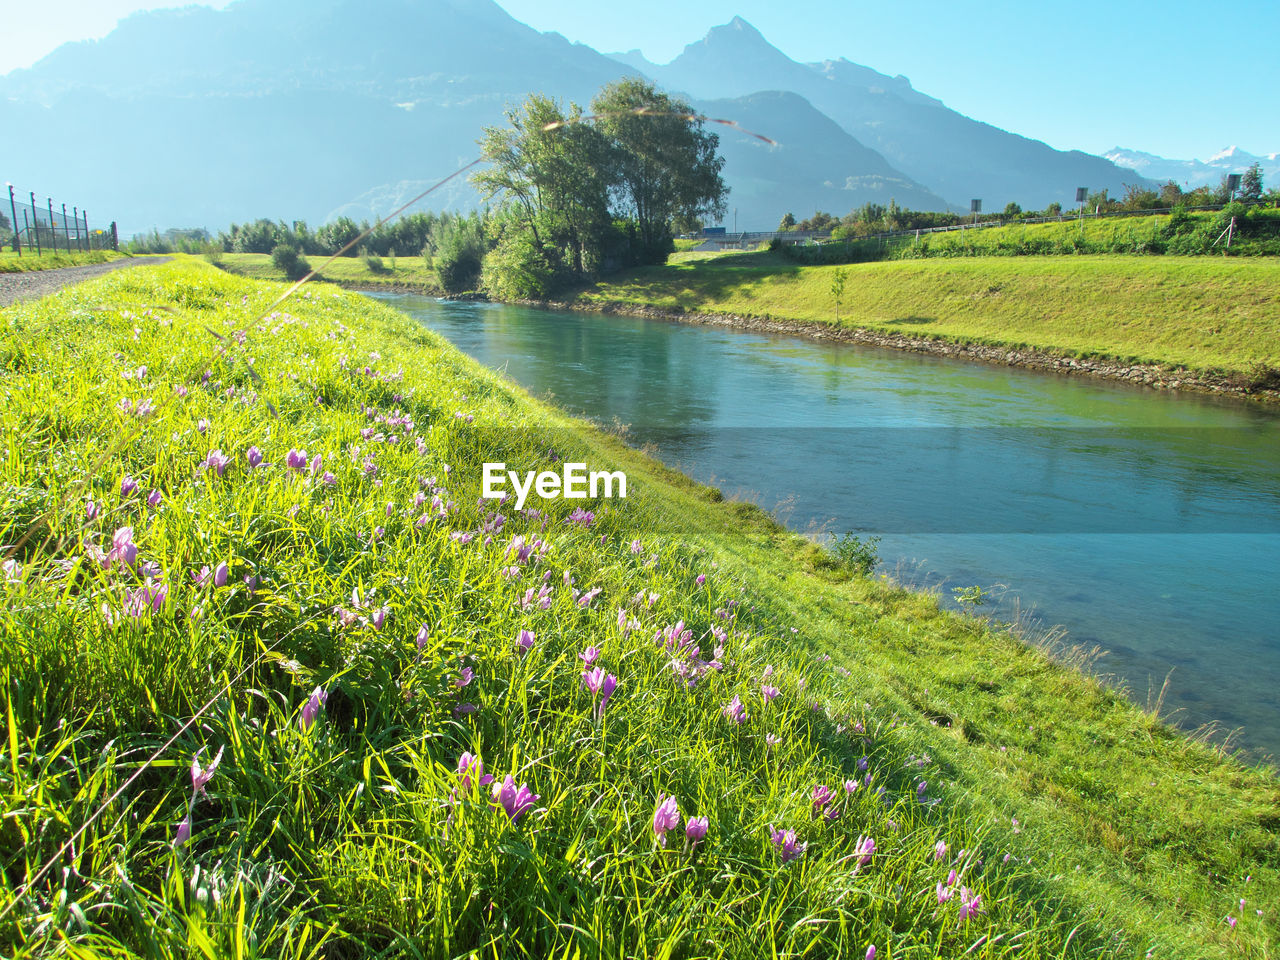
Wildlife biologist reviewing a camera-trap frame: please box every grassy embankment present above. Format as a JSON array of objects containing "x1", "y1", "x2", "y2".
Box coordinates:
[
  {"x1": 218, "y1": 251, "x2": 442, "y2": 291},
  {"x1": 0, "y1": 249, "x2": 124, "y2": 273},
  {"x1": 2, "y1": 258, "x2": 1277, "y2": 958},
  {"x1": 574, "y1": 249, "x2": 1280, "y2": 379}
]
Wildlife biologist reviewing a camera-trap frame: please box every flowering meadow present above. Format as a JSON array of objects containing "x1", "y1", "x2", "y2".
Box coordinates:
[{"x1": 1, "y1": 260, "x2": 1276, "y2": 957}]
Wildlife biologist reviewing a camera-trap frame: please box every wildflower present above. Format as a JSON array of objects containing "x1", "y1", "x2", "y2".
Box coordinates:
[
  {"x1": 246, "y1": 446, "x2": 264, "y2": 468},
  {"x1": 491, "y1": 775, "x2": 539, "y2": 822},
  {"x1": 685, "y1": 816, "x2": 709, "y2": 844},
  {"x1": 321, "y1": 471, "x2": 337, "y2": 486},
  {"x1": 566, "y1": 507, "x2": 594, "y2": 527},
  {"x1": 696, "y1": 573, "x2": 705, "y2": 586},
  {"x1": 722, "y1": 695, "x2": 747, "y2": 725},
  {"x1": 147, "y1": 489, "x2": 163, "y2": 508},
  {"x1": 576, "y1": 586, "x2": 602, "y2": 608},
  {"x1": 812, "y1": 784, "x2": 832, "y2": 816},
  {"x1": 416, "y1": 624, "x2": 430, "y2": 650},
  {"x1": 86, "y1": 500, "x2": 100, "y2": 521},
  {"x1": 629, "y1": 539, "x2": 642, "y2": 554},
  {"x1": 213, "y1": 562, "x2": 228, "y2": 588},
  {"x1": 516, "y1": 629, "x2": 536, "y2": 654},
  {"x1": 174, "y1": 816, "x2": 192, "y2": 847},
  {"x1": 761, "y1": 684, "x2": 780, "y2": 703},
  {"x1": 300, "y1": 685, "x2": 328, "y2": 730},
  {"x1": 286, "y1": 448, "x2": 308, "y2": 472},
  {"x1": 843, "y1": 778, "x2": 858, "y2": 795},
  {"x1": 310, "y1": 453, "x2": 323, "y2": 475},
  {"x1": 769, "y1": 826, "x2": 805, "y2": 863},
  {"x1": 765, "y1": 733, "x2": 782, "y2": 750},
  {"x1": 190, "y1": 745, "x2": 225, "y2": 796},
  {"x1": 854, "y1": 835, "x2": 875, "y2": 867},
  {"x1": 454, "y1": 703, "x2": 479, "y2": 717},
  {"x1": 917, "y1": 781, "x2": 928, "y2": 800},
  {"x1": 579, "y1": 646, "x2": 600, "y2": 666},
  {"x1": 457, "y1": 752, "x2": 494, "y2": 792},
  {"x1": 936, "y1": 881, "x2": 952, "y2": 904},
  {"x1": 957, "y1": 887, "x2": 983, "y2": 922},
  {"x1": 1, "y1": 559, "x2": 22, "y2": 584},
  {"x1": 653, "y1": 795, "x2": 681, "y2": 846},
  {"x1": 934, "y1": 840, "x2": 947, "y2": 861},
  {"x1": 121, "y1": 475, "x2": 137, "y2": 497},
  {"x1": 947, "y1": 868, "x2": 957, "y2": 885},
  {"x1": 456, "y1": 667, "x2": 474, "y2": 688},
  {"x1": 197, "y1": 417, "x2": 210, "y2": 434},
  {"x1": 866, "y1": 948, "x2": 876, "y2": 960},
  {"x1": 582, "y1": 666, "x2": 606, "y2": 694},
  {"x1": 597, "y1": 674, "x2": 617, "y2": 717},
  {"x1": 1227, "y1": 916, "x2": 1237, "y2": 929}
]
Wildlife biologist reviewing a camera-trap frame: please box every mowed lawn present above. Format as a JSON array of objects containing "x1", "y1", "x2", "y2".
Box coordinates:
[
  {"x1": 218, "y1": 251, "x2": 440, "y2": 290},
  {"x1": 576, "y1": 251, "x2": 1280, "y2": 375}
]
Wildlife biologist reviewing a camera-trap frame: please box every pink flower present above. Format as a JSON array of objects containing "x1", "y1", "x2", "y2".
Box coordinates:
[
  {"x1": 190, "y1": 745, "x2": 224, "y2": 796},
  {"x1": 934, "y1": 839, "x2": 947, "y2": 861},
  {"x1": 597, "y1": 674, "x2": 617, "y2": 717},
  {"x1": 516, "y1": 629, "x2": 536, "y2": 653},
  {"x1": 957, "y1": 887, "x2": 983, "y2": 922},
  {"x1": 455, "y1": 667, "x2": 474, "y2": 688},
  {"x1": 457, "y1": 752, "x2": 494, "y2": 792},
  {"x1": 685, "y1": 816, "x2": 708, "y2": 844},
  {"x1": 811, "y1": 784, "x2": 832, "y2": 815},
  {"x1": 174, "y1": 816, "x2": 191, "y2": 847},
  {"x1": 204, "y1": 449, "x2": 230, "y2": 476},
  {"x1": 695, "y1": 574, "x2": 706, "y2": 586},
  {"x1": 769, "y1": 826, "x2": 805, "y2": 863},
  {"x1": 491, "y1": 775, "x2": 539, "y2": 822},
  {"x1": 653, "y1": 794, "x2": 681, "y2": 845},
  {"x1": 147, "y1": 489, "x2": 163, "y2": 508},
  {"x1": 286, "y1": 448, "x2": 308, "y2": 472},
  {"x1": 865, "y1": 948, "x2": 876, "y2": 960},
  {"x1": 300, "y1": 685, "x2": 328, "y2": 730},
  {"x1": 582, "y1": 666, "x2": 606, "y2": 694},
  {"x1": 415, "y1": 624, "x2": 430, "y2": 650},
  {"x1": 213, "y1": 561, "x2": 228, "y2": 588},
  {"x1": 761, "y1": 684, "x2": 780, "y2": 703},
  {"x1": 579, "y1": 646, "x2": 600, "y2": 666},
  {"x1": 854, "y1": 835, "x2": 875, "y2": 867},
  {"x1": 246, "y1": 446, "x2": 264, "y2": 469},
  {"x1": 936, "y1": 882, "x2": 952, "y2": 904},
  {"x1": 722, "y1": 695, "x2": 747, "y2": 725}
]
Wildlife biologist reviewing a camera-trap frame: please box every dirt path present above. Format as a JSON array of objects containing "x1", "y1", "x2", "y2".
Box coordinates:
[{"x1": 0, "y1": 257, "x2": 172, "y2": 308}]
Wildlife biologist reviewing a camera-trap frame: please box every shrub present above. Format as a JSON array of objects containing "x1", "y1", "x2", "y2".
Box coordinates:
[
  {"x1": 271, "y1": 243, "x2": 311, "y2": 282},
  {"x1": 831, "y1": 534, "x2": 880, "y2": 576}
]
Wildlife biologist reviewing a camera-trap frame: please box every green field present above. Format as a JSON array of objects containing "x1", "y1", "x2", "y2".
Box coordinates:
[
  {"x1": 219, "y1": 251, "x2": 442, "y2": 291},
  {"x1": 2, "y1": 259, "x2": 1277, "y2": 957},
  {"x1": 576, "y1": 250, "x2": 1280, "y2": 376},
  {"x1": 0, "y1": 248, "x2": 124, "y2": 272}
]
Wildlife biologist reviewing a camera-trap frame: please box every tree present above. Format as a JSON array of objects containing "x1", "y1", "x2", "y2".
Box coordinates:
[
  {"x1": 474, "y1": 93, "x2": 612, "y2": 288},
  {"x1": 778, "y1": 212, "x2": 796, "y2": 231},
  {"x1": 591, "y1": 78, "x2": 728, "y2": 263},
  {"x1": 1044, "y1": 202, "x2": 1063, "y2": 217},
  {"x1": 830, "y1": 268, "x2": 847, "y2": 325},
  {"x1": 1241, "y1": 162, "x2": 1264, "y2": 202},
  {"x1": 1003, "y1": 201, "x2": 1022, "y2": 219},
  {"x1": 1158, "y1": 180, "x2": 1184, "y2": 208}
]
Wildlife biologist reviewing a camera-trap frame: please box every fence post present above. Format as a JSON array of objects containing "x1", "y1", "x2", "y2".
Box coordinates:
[
  {"x1": 30, "y1": 193, "x2": 42, "y2": 255},
  {"x1": 73, "y1": 206, "x2": 81, "y2": 251},
  {"x1": 47, "y1": 198, "x2": 56, "y2": 253},
  {"x1": 61, "y1": 203, "x2": 71, "y2": 254},
  {"x1": 6, "y1": 184, "x2": 19, "y2": 256},
  {"x1": 82, "y1": 210, "x2": 89, "y2": 250}
]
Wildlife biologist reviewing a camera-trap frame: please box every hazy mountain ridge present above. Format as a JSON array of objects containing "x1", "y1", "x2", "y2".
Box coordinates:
[{"x1": 2, "y1": 1, "x2": 1152, "y2": 232}]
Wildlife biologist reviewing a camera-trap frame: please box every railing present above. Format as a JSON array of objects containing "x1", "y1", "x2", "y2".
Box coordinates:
[{"x1": 4, "y1": 182, "x2": 119, "y2": 257}]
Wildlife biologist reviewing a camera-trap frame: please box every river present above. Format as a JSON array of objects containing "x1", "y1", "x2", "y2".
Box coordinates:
[{"x1": 374, "y1": 294, "x2": 1280, "y2": 757}]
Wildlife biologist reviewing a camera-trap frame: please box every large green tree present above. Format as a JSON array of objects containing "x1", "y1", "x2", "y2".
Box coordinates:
[{"x1": 590, "y1": 78, "x2": 728, "y2": 263}]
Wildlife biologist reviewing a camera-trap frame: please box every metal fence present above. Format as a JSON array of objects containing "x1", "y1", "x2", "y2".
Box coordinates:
[{"x1": 3, "y1": 182, "x2": 118, "y2": 256}]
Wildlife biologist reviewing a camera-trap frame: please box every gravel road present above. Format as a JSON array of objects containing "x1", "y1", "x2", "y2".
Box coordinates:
[{"x1": 0, "y1": 257, "x2": 172, "y2": 309}]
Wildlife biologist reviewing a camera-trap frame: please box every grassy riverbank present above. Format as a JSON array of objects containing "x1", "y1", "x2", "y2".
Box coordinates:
[
  {"x1": 2, "y1": 259, "x2": 1277, "y2": 957},
  {"x1": 0, "y1": 249, "x2": 124, "y2": 272},
  {"x1": 218, "y1": 251, "x2": 442, "y2": 291},
  {"x1": 574, "y1": 250, "x2": 1280, "y2": 378}
]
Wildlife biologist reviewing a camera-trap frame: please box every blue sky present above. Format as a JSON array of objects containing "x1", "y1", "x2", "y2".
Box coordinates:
[{"x1": 5, "y1": 0, "x2": 1276, "y2": 160}]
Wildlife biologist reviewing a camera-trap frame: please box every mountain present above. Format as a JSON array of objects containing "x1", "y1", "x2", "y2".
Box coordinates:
[
  {"x1": 1105, "y1": 145, "x2": 1279, "y2": 190},
  {"x1": 1, "y1": 2, "x2": 1146, "y2": 234},
  {"x1": 618, "y1": 17, "x2": 1147, "y2": 210}
]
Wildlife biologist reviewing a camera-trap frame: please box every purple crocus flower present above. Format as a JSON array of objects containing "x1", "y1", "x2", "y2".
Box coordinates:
[
  {"x1": 516, "y1": 629, "x2": 536, "y2": 654},
  {"x1": 937, "y1": 881, "x2": 953, "y2": 904},
  {"x1": 769, "y1": 826, "x2": 805, "y2": 863},
  {"x1": 121, "y1": 475, "x2": 137, "y2": 497},
  {"x1": 370, "y1": 606, "x2": 388, "y2": 630},
  {"x1": 696, "y1": 574, "x2": 706, "y2": 586},
  {"x1": 457, "y1": 752, "x2": 494, "y2": 792},
  {"x1": 455, "y1": 667, "x2": 474, "y2": 688},
  {"x1": 204, "y1": 449, "x2": 230, "y2": 477},
  {"x1": 174, "y1": 816, "x2": 192, "y2": 847},
  {"x1": 761, "y1": 684, "x2": 780, "y2": 703},
  {"x1": 286, "y1": 448, "x2": 308, "y2": 472},
  {"x1": 197, "y1": 417, "x2": 210, "y2": 434},
  {"x1": 917, "y1": 780, "x2": 928, "y2": 800},
  {"x1": 246, "y1": 446, "x2": 264, "y2": 469},
  {"x1": 86, "y1": 500, "x2": 100, "y2": 521},
  {"x1": 147, "y1": 489, "x2": 163, "y2": 508},
  {"x1": 579, "y1": 646, "x2": 601, "y2": 666},
  {"x1": 722, "y1": 695, "x2": 747, "y2": 725},
  {"x1": 415, "y1": 624, "x2": 430, "y2": 651},
  {"x1": 685, "y1": 816, "x2": 709, "y2": 844},
  {"x1": 310, "y1": 453, "x2": 323, "y2": 475},
  {"x1": 108, "y1": 526, "x2": 138, "y2": 568},
  {"x1": 300, "y1": 685, "x2": 328, "y2": 730},
  {"x1": 653, "y1": 794, "x2": 681, "y2": 846},
  {"x1": 812, "y1": 784, "x2": 832, "y2": 816},
  {"x1": 597, "y1": 674, "x2": 617, "y2": 717},
  {"x1": 491, "y1": 775, "x2": 538, "y2": 822},
  {"x1": 957, "y1": 887, "x2": 983, "y2": 922},
  {"x1": 582, "y1": 666, "x2": 606, "y2": 694},
  {"x1": 934, "y1": 840, "x2": 947, "y2": 861},
  {"x1": 190, "y1": 745, "x2": 224, "y2": 796},
  {"x1": 565, "y1": 507, "x2": 594, "y2": 527},
  {"x1": 866, "y1": 948, "x2": 876, "y2": 960},
  {"x1": 213, "y1": 562, "x2": 228, "y2": 588},
  {"x1": 854, "y1": 835, "x2": 875, "y2": 867}
]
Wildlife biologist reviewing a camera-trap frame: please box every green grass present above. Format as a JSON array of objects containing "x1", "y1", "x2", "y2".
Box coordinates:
[
  {"x1": 2, "y1": 258, "x2": 1277, "y2": 957},
  {"x1": 575, "y1": 249, "x2": 1280, "y2": 376},
  {"x1": 218, "y1": 251, "x2": 442, "y2": 291},
  {"x1": 0, "y1": 248, "x2": 124, "y2": 272}
]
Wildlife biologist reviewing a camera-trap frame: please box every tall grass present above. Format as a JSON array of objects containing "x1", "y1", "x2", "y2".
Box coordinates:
[{"x1": 2, "y1": 260, "x2": 1276, "y2": 957}]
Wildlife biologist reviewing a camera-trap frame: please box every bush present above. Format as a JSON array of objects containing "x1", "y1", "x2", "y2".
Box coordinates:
[
  {"x1": 831, "y1": 534, "x2": 880, "y2": 576},
  {"x1": 271, "y1": 243, "x2": 311, "y2": 282},
  {"x1": 361, "y1": 248, "x2": 388, "y2": 274}
]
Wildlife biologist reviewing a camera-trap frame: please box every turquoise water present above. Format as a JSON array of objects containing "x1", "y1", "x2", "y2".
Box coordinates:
[{"x1": 376, "y1": 294, "x2": 1280, "y2": 757}]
